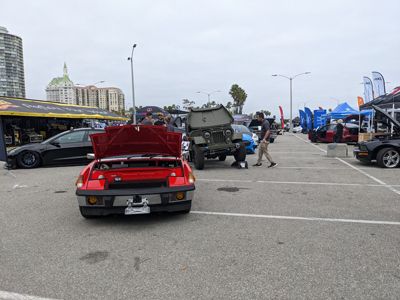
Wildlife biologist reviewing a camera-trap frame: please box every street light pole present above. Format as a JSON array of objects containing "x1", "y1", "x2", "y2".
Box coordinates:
[
  {"x1": 128, "y1": 44, "x2": 137, "y2": 124},
  {"x1": 196, "y1": 90, "x2": 221, "y2": 106},
  {"x1": 272, "y1": 72, "x2": 311, "y2": 132}
]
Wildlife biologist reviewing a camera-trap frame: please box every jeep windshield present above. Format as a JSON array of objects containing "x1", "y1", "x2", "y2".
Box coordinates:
[{"x1": 187, "y1": 105, "x2": 233, "y2": 130}]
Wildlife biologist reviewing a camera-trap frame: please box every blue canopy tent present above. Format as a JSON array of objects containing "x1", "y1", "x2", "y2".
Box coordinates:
[{"x1": 328, "y1": 102, "x2": 359, "y2": 120}]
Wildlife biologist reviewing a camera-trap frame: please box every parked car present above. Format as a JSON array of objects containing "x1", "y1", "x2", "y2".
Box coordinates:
[
  {"x1": 75, "y1": 125, "x2": 195, "y2": 218},
  {"x1": 292, "y1": 126, "x2": 303, "y2": 133},
  {"x1": 186, "y1": 105, "x2": 246, "y2": 170},
  {"x1": 232, "y1": 124, "x2": 257, "y2": 154},
  {"x1": 248, "y1": 118, "x2": 278, "y2": 143},
  {"x1": 6, "y1": 128, "x2": 104, "y2": 169},
  {"x1": 308, "y1": 123, "x2": 359, "y2": 143},
  {"x1": 354, "y1": 105, "x2": 400, "y2": 168}
]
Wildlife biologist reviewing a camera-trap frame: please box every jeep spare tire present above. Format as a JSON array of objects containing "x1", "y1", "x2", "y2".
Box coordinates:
[
  {"x1": 234, "y1": 143, "x2": 246, "y2": 162},
  {"x1": 193, "y1": 145, "x2": 205, "y2": 170}
]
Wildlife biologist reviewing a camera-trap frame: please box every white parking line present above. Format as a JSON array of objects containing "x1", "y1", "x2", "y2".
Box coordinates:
[
  {"x1": 196, "y1": 178, "x2": 400, "y2": 187},
  {"x1": 0, "y1": 290, "x2": 60, "y2": 300},
  {"x1": 291, "y1": 134, "x2": 400, "y2": 196},
  {"x1": 191, "y1": 211, "x2": 400, "y2": 226}
]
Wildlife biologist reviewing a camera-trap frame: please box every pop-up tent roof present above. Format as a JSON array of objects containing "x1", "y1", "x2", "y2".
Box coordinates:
[
  {"x1": 0, "y1": 97, "x2": 128, "y2": 121},
  {"x1": 328, "y1": 102, "x2": 359, "y2": 119},
  {"x1": 136, "y1": 106, "x2": 169, "y2": 116}
]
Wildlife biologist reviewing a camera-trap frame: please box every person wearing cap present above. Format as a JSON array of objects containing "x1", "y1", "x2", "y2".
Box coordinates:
[
  {"x1": 334, "y1": 119, "x2": 344, "y2": 143},
  {"x1": 141, "y1": 112, "x2": 154, "y2": 125},
  {"x1": 154, "y1": 113, "x2": 166, "y2": 126}
]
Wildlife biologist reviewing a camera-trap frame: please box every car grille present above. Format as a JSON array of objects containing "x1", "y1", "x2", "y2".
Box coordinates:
[{"x1": 212, "y1": 131, "x2": 225, "y2": 143}]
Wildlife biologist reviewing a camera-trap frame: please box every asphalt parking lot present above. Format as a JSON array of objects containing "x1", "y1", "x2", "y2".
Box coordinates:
[{"x1": 1, "y1": 134, "x2": 400, "y2": 300}]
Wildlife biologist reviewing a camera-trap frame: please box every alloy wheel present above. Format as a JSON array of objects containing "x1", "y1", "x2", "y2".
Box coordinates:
[{"x1": 382, "y1": 150, "x2": 400, "y2": 168}]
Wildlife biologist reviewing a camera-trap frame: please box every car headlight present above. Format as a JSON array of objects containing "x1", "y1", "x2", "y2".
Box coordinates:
[
  {"x1": 203, "y1": 131, "x2": 211, "y2": 139},
  {"x1": 225, "y1": 129, "x2": 232, "y2": 136}
]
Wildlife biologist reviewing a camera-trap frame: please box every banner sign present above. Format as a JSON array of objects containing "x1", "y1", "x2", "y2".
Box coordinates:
[
  {"x1": 372, "y1": 71, "x2": 386, "y2": 97},
  {"x1": 304, "y1": 107, "x2": 313, "y2": 130},
  {"x1": 278, "y1": 106, "x2": 285, "y2": 129},
  {"x1": 313, "y1": 109, "x2": 327, "y2": 128},
  {"x1": 363, "y1": 77, "x2": 374, "y2": 102},
  {"x1": 0, "y1": 117, "x2": 7, "y2": 162},
  {"x1": 299, "y1": 110, "x2": 306, "y2": 128},
  {"x1": 0, "y1": 97, "x2": 127, "y2": 121}
]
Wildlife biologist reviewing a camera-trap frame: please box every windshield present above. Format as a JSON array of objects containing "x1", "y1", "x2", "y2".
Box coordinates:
[{"x1": 232, "y1": 124, "x2": 251, "y2": 134}]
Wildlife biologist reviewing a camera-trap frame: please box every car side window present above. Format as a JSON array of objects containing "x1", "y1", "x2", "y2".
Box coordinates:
[
  {"x1": 53, "y1": 131, "x2": 86, "y2": 144},
  {"x1": 87, "y1": 130, "x2": 102, "y2": 141}
]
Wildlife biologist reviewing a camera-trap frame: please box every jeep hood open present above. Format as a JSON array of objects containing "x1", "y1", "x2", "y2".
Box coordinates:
[
  {"x1": 187, "y1": 105, "x2": 233, "y2": 129},
  {"x1": 372, "y1": 105, "x2": 400, "y2": 131},
  {"x1": 90, "y1": 125, "x2": 182, "y2": 159}
]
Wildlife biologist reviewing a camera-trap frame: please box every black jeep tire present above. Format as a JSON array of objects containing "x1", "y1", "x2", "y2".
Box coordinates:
[
  {"x1": 376, "y1": 147, "x2": 400, "y2": 168},
  {"x1": 218, "y1": 154, "x2": 227, "y2": 161},
  {"x1": 17, "y1": 151, "x2": 41, "y2": 169},
  {"x1": 193, "y1": 145, "x2": 205, "y2": 170},
  {"x1": 79, "y1": 207, "x2": 100, "y2": 219},
  {"x1": 234, "y1": 143, "x2": 246, "y2": 162}
]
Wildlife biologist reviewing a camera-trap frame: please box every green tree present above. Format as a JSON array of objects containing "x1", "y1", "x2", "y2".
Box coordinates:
[
  {"x1": 229, "y1": 84, "x2": 247, "y2": 114},
  {"x1": 182, "y1": 99, "x2": 196, "y2": 111}
]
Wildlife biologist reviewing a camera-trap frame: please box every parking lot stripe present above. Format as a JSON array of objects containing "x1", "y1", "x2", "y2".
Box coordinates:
[
  {"x1": 191, "y1": 211, "x2": 400, "y2": 226},
  {"x1": 336, "y1": 157, "x2": 400, "y2": 196},
  {"x1": 291, "y1": 134, "x2": 400, "y2": 196},
  {"x1": 0, "y1": 290, "x2": 60, "y2": 300},
  {"x1": 197, "y1": 178, "x2": 389, "y2": 187}
]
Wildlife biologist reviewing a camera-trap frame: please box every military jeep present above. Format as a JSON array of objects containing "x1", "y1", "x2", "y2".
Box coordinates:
[{"x1": 186, "y1": 105, "x2": 246, "y2": 170}]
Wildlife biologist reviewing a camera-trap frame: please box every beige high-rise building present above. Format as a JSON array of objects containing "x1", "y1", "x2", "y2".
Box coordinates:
[
  {"x1": 74, "y1": 85, "x2": 125, "y2": 113},
  {"x1": 45, "y1": 63, "x2": 125, "y2": 112}
]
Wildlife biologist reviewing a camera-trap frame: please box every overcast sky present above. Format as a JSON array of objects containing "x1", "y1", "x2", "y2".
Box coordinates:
[{"x1": 3, "y1": 0, "x2": 400, "y2": 116}]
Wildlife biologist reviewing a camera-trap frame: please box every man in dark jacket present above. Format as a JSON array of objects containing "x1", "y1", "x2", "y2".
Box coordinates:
[{"x1": 334, "y1": 119, "x2": 344, "y2": 143}]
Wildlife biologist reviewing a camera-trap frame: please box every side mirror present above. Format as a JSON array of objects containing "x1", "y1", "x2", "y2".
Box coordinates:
[{"x1": 87, "y1": 153, "x2": 95, "y2": 160}]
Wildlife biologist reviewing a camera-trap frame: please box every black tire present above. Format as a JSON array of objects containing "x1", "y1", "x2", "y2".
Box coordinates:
[
  {"x1": 376, "y1": 148, "x2": 400, "y2": 168},
  {"x1": 193, "y1": 145, "x2": 205, "y2": 170},
  {"x1": 218, "y1": 154, "x2": 227, "y2": 161},
  {"x1": 234, "y1": 143, "x2": 246, "y2": 162},
  {"x1": 269, "y1": 138, "x2": 275, "y2": 143},
  {"x1": 79, "y1": 207, "x2": 99, "y2": 219},
  {"x1": 17, "y1": 151, "x2": 41, "y2": 169}
]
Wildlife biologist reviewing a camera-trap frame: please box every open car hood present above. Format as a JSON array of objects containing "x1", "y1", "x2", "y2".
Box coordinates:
[
  {"x1": 372, "y1": 105, "x2": 400, "y2": 132},
  {"x1": 90, "y1": 125, "x2": 182, "y2": 159}
]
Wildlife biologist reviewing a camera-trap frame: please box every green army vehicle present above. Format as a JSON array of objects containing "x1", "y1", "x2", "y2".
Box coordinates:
[{"x1": 186, "y1": 105, "x2": 246, "y2": 170}]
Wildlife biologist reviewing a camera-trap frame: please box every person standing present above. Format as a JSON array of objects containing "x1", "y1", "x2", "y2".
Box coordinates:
[
  {"x1": 253, "y1": 112, "x2": 278, "y2": 168},
  {"x1": 334, "y1": 119, "x2": 344, "y2": 143},
  {"x1": 141, "y1": 112, "x2": 154, "y2": 125}
]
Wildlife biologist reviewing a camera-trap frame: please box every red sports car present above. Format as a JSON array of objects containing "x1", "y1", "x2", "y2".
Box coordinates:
[
  {"x1": 308, "y1": 123, "x2": 359, "y2": 143},
  {"x1": 75, "y1": 125, "x2": 195, "y2": 218}
]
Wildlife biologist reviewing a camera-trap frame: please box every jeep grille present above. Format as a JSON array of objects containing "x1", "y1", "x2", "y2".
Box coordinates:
[{"x1": 212, "y1": 131, "x2": 225, "y2": 143}]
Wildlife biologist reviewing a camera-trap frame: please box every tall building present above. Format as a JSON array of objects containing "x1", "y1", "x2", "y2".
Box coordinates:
[
  {"x1": 0, "y1": 26, "x2": 25, "y2": 98},
  {"x1": 75, "y1": 86, "x2": 125, "y2": 112},
  {"x1": 45, "y1": 63, "x2": 75, "y2": 104}
]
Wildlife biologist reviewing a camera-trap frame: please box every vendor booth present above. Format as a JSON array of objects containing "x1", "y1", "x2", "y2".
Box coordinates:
[
  {"x1": 328, "y1": 102, "x2": 359, "y2": 120},
  {"x1": 0, "y1": 97, "x2": 127, "y2": 148}
]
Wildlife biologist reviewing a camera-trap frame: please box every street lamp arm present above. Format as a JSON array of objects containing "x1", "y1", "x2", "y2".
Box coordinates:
[
  {"x1": 293, "y1": 72, "x2": 311, "y2": 79},
  {"x1": 272, "y1": 74, "x2": 291, "y2": 80}
]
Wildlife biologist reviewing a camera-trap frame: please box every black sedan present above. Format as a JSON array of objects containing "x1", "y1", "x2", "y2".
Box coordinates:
[{"x1": 7, "y1": 128, "x2": 104, "y2": 169}]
